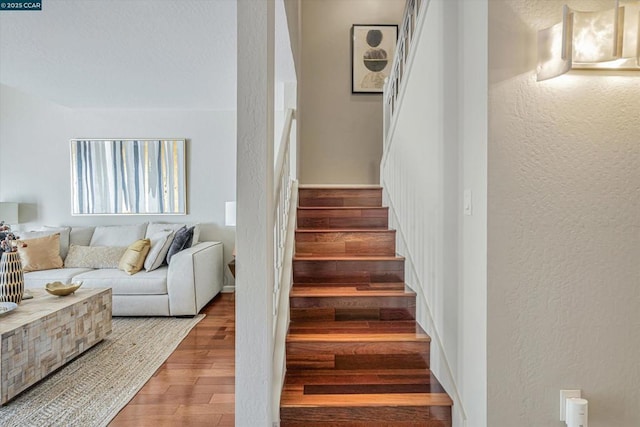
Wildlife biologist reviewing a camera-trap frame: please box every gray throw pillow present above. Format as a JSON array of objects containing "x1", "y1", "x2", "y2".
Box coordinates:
[{"x1": 165, "y1": 226, "x2": 194, "y2": 264}]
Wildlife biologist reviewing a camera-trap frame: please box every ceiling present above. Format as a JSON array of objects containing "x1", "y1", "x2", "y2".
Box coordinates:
[{"x1": 0, "y1": 0, "x2": 237, "y2": 109}]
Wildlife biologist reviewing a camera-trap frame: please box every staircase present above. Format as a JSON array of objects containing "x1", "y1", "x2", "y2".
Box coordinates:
[{"x1": 280, "y1": 187, "x2": 452, "y2": 426}]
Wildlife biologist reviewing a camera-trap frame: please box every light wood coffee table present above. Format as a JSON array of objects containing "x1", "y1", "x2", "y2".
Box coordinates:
[{"x1": 0, "y1": 288, "x2": 112, "y2": 405}]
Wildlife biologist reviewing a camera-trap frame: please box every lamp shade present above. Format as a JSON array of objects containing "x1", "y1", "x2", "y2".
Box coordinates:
[
  {"x1": 225, "y1": 201, "x2": 236, "y2": 227},
  {"x1": 0, "y1": 202, "x2": 19, "y2": 224}
]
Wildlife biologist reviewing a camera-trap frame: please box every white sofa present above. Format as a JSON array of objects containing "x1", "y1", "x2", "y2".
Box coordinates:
[{"x1": 22, "y1": 223, "x2": 224, "y2": 316}]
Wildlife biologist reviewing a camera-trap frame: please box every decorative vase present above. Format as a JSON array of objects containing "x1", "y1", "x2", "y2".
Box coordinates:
[{"x1": 0, "y1": 251, "x2": 24, "y2": 304}]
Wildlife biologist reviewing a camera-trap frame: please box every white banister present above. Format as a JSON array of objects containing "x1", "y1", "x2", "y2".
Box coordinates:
[
  {"x1": 271, "y1": 107, "x2": 297, "y2": 422},
  {"x1": 273, "y1": 107, "x2": 296, "y2": 324},
  {"x1": 383, "y1": 0, "x2": 429, "y2": 149}
]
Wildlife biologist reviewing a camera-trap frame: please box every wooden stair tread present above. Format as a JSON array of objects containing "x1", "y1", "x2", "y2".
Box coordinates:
[
  {"x1": 284, "y1": 369, "x2": 444, "y2": 394},
  {"x1": 287, "y1": 319, "x2": 427, "y2": 334},
  {"x1": 298, "y1": 188, "x2": 383, "y2": 208},
  {"x1": 281, "y1": 391, "x2": 452, "y2": 407},
  {"x1": 296, "y1": 228, "x2": 393, "y2": 233},
  {"x1": 284, "y1": 368, "x2": 437, "y2": 378},
  {"x1": 295, "y1": 254, "x2": 398, "y2": 258},
  {"x1": 297, "y1": 206, "x2": 389, "y2": 230},
  {"x1": 297, "y1": 206, "x2": 388, "y2": 210},
  {"x1": 291, "y1": 287, "x2": 416, "y2": 297},
  {"x1": 293, "y1": 282, "x2": 407, "y2": 288},
  {"x1": 288, "y1": 320, "x2": 423, "y2": 331},
  {"x1": 298, "y1": 185, "x2": 383, "y2": 189},
  {"x1": 286, "y1": 333, "x2": 430, "y2": 343},
  {"x1": 294, "y1": 255, "x2": 404, "y2": 261},
  {"x1": 297, "y1": 206, "x2": 389, "y2": 210},
  {"x1": 296, "y1": 205, "x2": 387, "y2": 209}
]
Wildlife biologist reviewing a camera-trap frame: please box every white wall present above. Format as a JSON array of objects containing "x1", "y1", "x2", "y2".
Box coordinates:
[
  {"x1": 274, "y1": 0, "x2": 297, "y2": 162},
  {"x1": 236, "y1": 0, "x2": 276, "y2": 426},
  {"x1": 488, "y1": 1, "x2": 640, "y2": 426},
  {"x1": 459, "y1": 1, "x2": 488, "y2": 427},
  {"x1": 380, "y1": 1, "x2": 488, "y2": 426},
  {"x1": 381, "y1": 0, "x2": 458, "y2": 415},
  {"x1": 0, "y1": 84, "x2": 237, "y2": 284},
  {"x1": 283, "y1": 0, "x2": 301, "y2": 77},
  {"x1": 300, "y1": 0, "x2": 405, "y2": 184}
]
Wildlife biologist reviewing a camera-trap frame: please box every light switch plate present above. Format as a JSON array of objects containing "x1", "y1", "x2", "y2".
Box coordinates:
[{"x1": 560, "y1": 390, "x2": 581, "y2": 421}]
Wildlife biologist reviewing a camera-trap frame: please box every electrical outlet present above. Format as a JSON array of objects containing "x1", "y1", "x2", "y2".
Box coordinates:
[{"x1": 560, "y1": 390, "x2": 581, "y2": 421}]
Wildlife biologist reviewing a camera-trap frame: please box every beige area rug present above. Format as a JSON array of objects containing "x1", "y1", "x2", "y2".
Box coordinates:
[{"x1": 0, "y1": 315, "x2": 204, "y2": 427}]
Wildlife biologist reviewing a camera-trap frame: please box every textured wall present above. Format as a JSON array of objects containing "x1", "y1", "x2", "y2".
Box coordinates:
[
  {"x1": 299, "y1": 0, "x2": 404, "y2": 184},
  {"x1": 236, "y1": 0, "x2": 276, "y2": 425},
  {"x1": 488, "y1": 1, "x2": 640, "y2": 426}
]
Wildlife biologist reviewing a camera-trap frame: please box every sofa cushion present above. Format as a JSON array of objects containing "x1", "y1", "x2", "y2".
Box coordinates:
[
  {"x1": 74, "y1": 267, "x2": 168, "y2": 295},
  {"x1": 17, "y1": 234, "x2": 64, "y2": 272},
  {"x1": 165, "y1": 226, "x2": 194, "y2": 264},
  {"x1": 146, "y1": 222, "x2": 200, "y2": 247},
  {"x1": 90, "y1": 224, "x2": 147, "y2": 247},
  {"x1": 65, "y1": 244, "x2": 127, "y2": 269},
  {"x1": 20, "y1": 226, "x2": 71, "y2": 259},
  {"x1": 24, "y1": 267, "x2": 93, "y2": 288},
  {"x1": 146, "y1": 222, "x2": 185, "y2": 237},
  {"x1": 70, "y1": 226, "x2": 95, "y2": 246},
  {"x1": 144, "y1": 230, "x2": 175, "y2": 272},
  {"x1": 119, "y1": 239, "x2": 151, "y2": 275}
]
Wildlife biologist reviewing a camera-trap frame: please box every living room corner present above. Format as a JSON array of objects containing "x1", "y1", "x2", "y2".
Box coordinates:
[{"x1": 0, "y1": 0, "x2": 241, "y2": 425}]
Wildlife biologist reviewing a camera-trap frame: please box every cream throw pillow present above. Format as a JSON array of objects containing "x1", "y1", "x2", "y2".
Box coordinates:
[
  {"x1": 64, "y1": 245, "x2": 127, "y2": 269},
  {"x1": 144, "y1": 230, "x2": 175, "y2": 272},
  {"x1": 118, "y1": 239, "x2": 151, "y2": 275},
  {"x1": 17, "y1": 233, "x2": 64, "y2": 272}
]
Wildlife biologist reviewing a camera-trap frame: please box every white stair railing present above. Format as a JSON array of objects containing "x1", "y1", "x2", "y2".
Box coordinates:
[
  {"x1": 273, "y1": 107, "x2": 296, "y2": 326},
  {"x1": 271, "y1": 107, "x2": 297, "y2": 421},
  {"x1": 383, "y1": 0, "x2": 428, "y2": 146},
  {"x1": 381, "y1": 0, "x2": 467, "y2": 424}
]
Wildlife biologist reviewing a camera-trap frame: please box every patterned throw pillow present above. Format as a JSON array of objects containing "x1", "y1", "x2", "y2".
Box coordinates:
[{"x1": 64, "y1": 245, "x2": 127, "y2": 269}]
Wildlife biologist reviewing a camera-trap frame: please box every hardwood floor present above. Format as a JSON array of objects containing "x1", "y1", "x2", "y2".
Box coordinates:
[
  {"x1": 110, "y1": 186, "x2": 452, "y2": 426},
  {"x1": 280, "y1": 187, "x2": 452, "y2": 426},
  {"x1": 109, "y1": 292, "x2": 235, "y2": 427}
]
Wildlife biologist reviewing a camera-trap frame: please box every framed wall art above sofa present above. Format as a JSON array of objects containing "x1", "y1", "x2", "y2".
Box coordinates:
[{"x1": 70, "y1": 139, "x2": 186, "y2": 215}]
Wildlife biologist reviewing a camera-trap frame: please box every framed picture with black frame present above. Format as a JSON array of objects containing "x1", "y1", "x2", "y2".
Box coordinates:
[{"x1": 351, "y1": 24, "x2": 398, "y2": 94}]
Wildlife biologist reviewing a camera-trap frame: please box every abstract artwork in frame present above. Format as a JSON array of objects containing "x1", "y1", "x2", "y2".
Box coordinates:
[
  {"x1": 351, "y1": 24, "x2": 398, "y2": 93},
  {"x1": 70, "y1": 139, "x2": 187, "y2": 215}
]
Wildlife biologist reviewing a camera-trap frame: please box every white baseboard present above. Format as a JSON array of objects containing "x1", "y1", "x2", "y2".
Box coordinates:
[{"x1": 222, "y1": 285, "x2": 236, "y2": 293}]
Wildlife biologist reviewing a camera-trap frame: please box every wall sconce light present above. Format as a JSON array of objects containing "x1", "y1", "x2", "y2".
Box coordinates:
[{"x1": 537, "y1": 0, "x2": 640, "y2": 81}]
